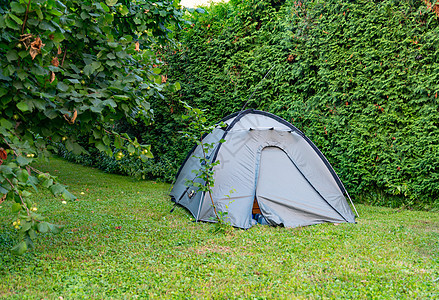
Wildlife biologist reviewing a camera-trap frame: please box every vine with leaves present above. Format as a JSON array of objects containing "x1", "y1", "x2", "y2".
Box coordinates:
[{"x1": 180, "y1": 102, "x2": 233, "y2": 233}]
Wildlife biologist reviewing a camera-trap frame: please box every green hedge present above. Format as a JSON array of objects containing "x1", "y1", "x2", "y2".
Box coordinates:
[{"x1": 157, "y1": 0, "x2": 439, "y2": 209}]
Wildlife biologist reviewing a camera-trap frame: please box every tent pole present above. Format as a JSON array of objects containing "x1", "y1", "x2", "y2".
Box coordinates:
[
  {"x1": 167, "y1": 177, "x2": 177, "y2": 196},
  {"x1": 240, "y1": 64, "x2": 276, "y2": 112},
  {"x1": 345, "y1": 191, "x2": 360, "y2": 218}
]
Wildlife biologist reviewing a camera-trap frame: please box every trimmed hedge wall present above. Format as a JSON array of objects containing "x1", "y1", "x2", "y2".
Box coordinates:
[{"x1": 158, "y1": 0, "x2": 439, "y2": 209}]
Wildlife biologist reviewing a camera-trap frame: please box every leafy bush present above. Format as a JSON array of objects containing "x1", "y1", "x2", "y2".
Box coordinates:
[
  {"x1": 0, "y1": 0, "x2": 183, "y2": 254},
  {"x1": 57, "y1": 137, "x2": 186, "y2": 182}
]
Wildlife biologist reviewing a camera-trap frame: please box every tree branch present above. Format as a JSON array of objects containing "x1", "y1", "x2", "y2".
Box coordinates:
[
  {"x1": 5, "y1": 177, "x2": 31, "y2": 217},
  {"x1": 21, "y1": 0, "x2": 32, "y2": 35}
]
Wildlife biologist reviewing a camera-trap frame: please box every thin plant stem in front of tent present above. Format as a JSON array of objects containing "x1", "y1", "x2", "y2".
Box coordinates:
[
  {"x1": 180, "y1": 102, "x2": 226, "y2": 223},
  {"x1": 199, "y1": 132, "x2": 220, "y2": 220}
]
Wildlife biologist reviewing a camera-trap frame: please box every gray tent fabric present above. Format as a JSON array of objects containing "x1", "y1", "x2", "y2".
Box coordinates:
[{"x1": 170, "y1": 109, "x2": 356, "y2": 229}]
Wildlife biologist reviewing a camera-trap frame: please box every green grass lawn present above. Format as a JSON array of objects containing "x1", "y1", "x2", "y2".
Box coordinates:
[{"x1": 0, "y1": 158, "x2": 438, "y2": 299}]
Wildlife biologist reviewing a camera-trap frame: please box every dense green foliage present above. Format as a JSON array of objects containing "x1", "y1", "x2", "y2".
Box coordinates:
[
  {"x1": 57, "y1": 116, "x2": 191, "y2": 182},
  {"x1": 1, "y1": 158, "x2": 438, "y2": 298},
  {"x1": 155, "y1": 0, "x2": 439, "y2": 209},
  {"x1": 0, "y1": 0, "x2": 182, "y2": 253}
]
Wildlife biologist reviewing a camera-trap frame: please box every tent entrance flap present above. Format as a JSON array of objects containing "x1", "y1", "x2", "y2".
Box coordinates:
[{"x1": 255, "y1": 147, "x2": 346, "y2": 227}]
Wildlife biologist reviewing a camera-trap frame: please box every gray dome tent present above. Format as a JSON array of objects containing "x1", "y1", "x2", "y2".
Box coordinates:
[{"x1": 170, "y1": 109, "x2": 357, "y2": 229}]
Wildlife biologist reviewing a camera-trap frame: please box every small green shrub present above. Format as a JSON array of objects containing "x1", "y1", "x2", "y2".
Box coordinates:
[{"x1": 57, "y1": 138, "x2": 184, "y2": 182}]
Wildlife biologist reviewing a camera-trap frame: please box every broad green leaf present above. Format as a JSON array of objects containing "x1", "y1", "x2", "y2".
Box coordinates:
[
  {"x1": 93, "y1": 129, "x2": 102, "y2": 139},
  {"x1": 80, "y1": 11, "x2": 89, "y2": 20},
  {"x1": 5, "y1": 17, "x2": 20, "y2": 30},
  {"x1": 41, "y1": 127, "x2": 52, "y2": 137},
  {"x1": 9, "y1": 14, "x2": 23, "y2": 25},
  {"x1": 104, "y1": 13, "x2": 114, "y2": 24},
  {"x1": 12, "y1": 203, "x2": 21, "y2": 213},
  {"x1": 6, "y1": 50, "x2": 18, "y2": 62},
  {"x1": 91, "y1": 61, "x2": 102, "y2": 72},
  {"x1": 108, "y1": 42, "x2": 119, "y2": 48},
  {"x1": 39, "y1": 21, "x2": 55, "y2": 31},
  {"x1": 145, "y1": 148, "x2": 154, "y2": 159},
  {"x1": 141, "y1": 149, "x2": 153, "y2": 160},
  {"x1": 48, "y1": 9, "x2": 63, "y2": 17},
  {"x1": 65, "y1": 139, "x2": 74, "y2": 152},
  {"x1": 95, "y1": 141, "x2": 109, "y2": 153},
  {"x1": 104, "y1": 99, "x2": 117, "y2": 108},
  {"x1": 52, "y1": 32, "x2": 65, "y2": 43},
  {"x1": 48, "y1": 66, "x2": 60, "y2": 73},
  {"x1": 0, "y1": 165, "x2": 13, "y2": 176},
  {"x1": 0, "y1": 118, "x2": 13, "y2": 129},
  {"x1": 16, "y1": 155, "x2": 30, "y2": 166},
  {"x1": 34, "y1": 65, "x2": 48, "y2": 76},
  {"x1": 61, "y1": 189, "x2": 76, "y2": 201},
  {"x1": 48, "y1": 223, "x2": 64, "y2": 234},
  {"x1": 28, "y1": 228, "x2": 37, "y2": 240},
  {"x1": 17, "y1": 69, "x2": 27, "y2": 80},
  {"x1": 57, "y1": 82, "x2": 69, "y2": 92},
  {"x1": 120, "y1": 5, "x2": 129, "y2": 16},
  {"x1": 114, "y1": 135, "x2": 123, "y2": 148},
  {"x1": 16, "y1": 101, "x2": 29, "y2": 112},
  {"x1": 102, "y1": 134, "x2": 110, "y2": 145},
  {"x1": 72, "y1": 142, "x2": 83, "y2": 155},
  {"x1": 17, "y1": 169, "x2": 29, "y2": 183},
  {"x1": 37, "y1": 222, "x2": 49, "y2": 233},
  {"x1": 20, "y1": 221, "x2": 31, "y2": 232},
  {"x1": 44, "y1": 109, "x2": 58, "y2": 119},
  {"x1": 28, "y1": 175, "x2": 39, "y2": 193},
  {"x1": 100, "y1": 2, "x2": 110, "y2": 12},
  {"x1": 0, "y1": 88, "x2": 7, "y2": 97},
  {"x1": 127, "y1": 143, "x2": 135, "y2": 153},
  {"x1": 154, "y1": 75, "x2": 162, "y2": 85},
  {"x1": 24, "y1": 235, "x2": 34, "y2": 249},
  {"x1": 13, "y1": 81, "x2": 23, "y2": 90},
  {"x1": 0, "y1": 185, "x2": 9, "y2": 194},
  {"x1": 122, "y1": 35, "x2": 133, "y2": 42},
  {"x1": 49, "y1": 184, "x2": 64, "y2": 196},
  {"x1": 83, "y1": 64, "x2": 93, "y2": 76},
  {"x1": 153, "y1": 68, "x2": 161, "y2": 74},
  {"x1": 35, "y1": 8, "x2": 43, "y2": 19},
  {"x1": 10, "y1": 2, "x2": 25, "y2": 14},
  {"x1": 11, "y1": 241, "x2": 27, "y2": 255},
  {"x1": 115, "y1": 51, "x2": 127, "y2": 59},
  {"x1": 106, "y1": 0, "x2": 118, "y2": 6},
  {"x1": 41, "y1": 178, "x2": 53, "y2": 188}
]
